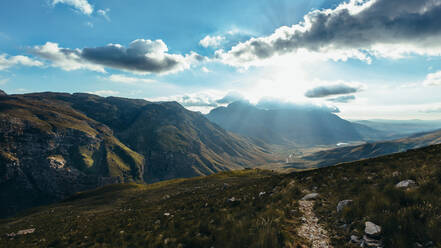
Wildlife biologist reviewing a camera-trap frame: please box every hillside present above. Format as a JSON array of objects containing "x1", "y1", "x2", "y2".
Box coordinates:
[
  {"x1": 206, "y1": 101, "x2": 363, "y2": 147},
  {"x1": 0, "y1": 92, "x2": 275, "y2": 217},
  {"x1": 302, "y1": 129, "x2": 441, "y2": 167},
  {"x1": 1, "y1": 144, "x2": 441, "y2": 247}
]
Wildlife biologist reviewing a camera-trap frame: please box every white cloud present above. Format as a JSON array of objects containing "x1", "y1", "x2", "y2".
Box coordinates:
[
  {"x1": 201, "y1": 66, "x2": 210, "y2": 73},
  {"x1": 88, "y1": 90, "x2": 119, "y2": 97},
  {"x1": 85, "y1": 22, "x2": 93, "y2": 28},
  {"x1": 97, "y1": 8, "x2": 110, "y2": 21},
  {"x1": 31, "y1": 42, "x2": 105, "y2": 72},
  {"x1": 0, "y1": 53, "x2": 43, "y2": 70},
  {"x1": 31, "y1": 39, "x2": 204, "y2": 74},
  {"x1": 423, "y1": 71, "x2": 441, "y2": 86},
  {"x1": 200, "y1": 35, "x2": 226, "y2": 48},
  {"x1": 52, "y1": 0, "x2": 93, "y2": 15},
  {"x1": 106, "y1": 74, "x2": 155, "y2": 84}
]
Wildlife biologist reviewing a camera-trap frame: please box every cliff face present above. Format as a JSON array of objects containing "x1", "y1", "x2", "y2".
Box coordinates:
[{"x1": 0, "y1": 92, "x2": 274, "y2": 217}]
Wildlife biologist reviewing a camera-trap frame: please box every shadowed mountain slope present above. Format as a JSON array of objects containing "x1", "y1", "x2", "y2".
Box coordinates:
[{"x1": 206, "y1": 101, "x2": 363, "y2": 146}]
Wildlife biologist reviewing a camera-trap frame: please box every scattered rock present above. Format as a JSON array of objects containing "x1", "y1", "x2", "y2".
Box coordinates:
[
  {"x1": 228, "y1": 197, "x2": 236, "y2": 202},
  {"x1": 365, "y1": 221, "x2": 381, "y2": 236},
  {"x1": 396, "y1": 179, "x2": 417, "y2": 189},
  {"x1": 164, "y1": 212, "x2": 170, "y2": 216},
  {"x1": 259, "y1": 192, "x2": 266, "y2": 197},
  {"x1": 392, "y1": 171, "x2": 400, "y2": 177},
  {"x1": 6, "y1": 228, "x2": 36, "y2": 237},
  {"x1": 298, "y1": 199, "x2": 333, "y2": 247},
  {"x1": 17, "y1": 228, "x2": 35, "y2": 235},
  {"x1": 301, "y1": 193, "x2": 319, "y2": 201},
  {"x1": 350, "y1": 235, "x2": 361, "y2": 244},
  {"x1": 337, "y1": 199, "x2": 353, "y2": 212}
]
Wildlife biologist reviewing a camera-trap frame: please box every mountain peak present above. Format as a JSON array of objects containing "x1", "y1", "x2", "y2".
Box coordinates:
[{"x1": 0, "y1": 89, "x2": 6, "y2": 96}]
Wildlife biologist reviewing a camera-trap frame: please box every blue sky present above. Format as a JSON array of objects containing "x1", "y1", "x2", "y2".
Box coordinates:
[{"x1": 2, "y1": 0, "x2": 441, "y2": 119}]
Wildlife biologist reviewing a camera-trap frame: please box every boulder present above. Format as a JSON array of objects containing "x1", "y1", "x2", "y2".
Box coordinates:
[
  {"x1": 301, "y1": 193, "x2": 319, "y2": 200},
  {"x1": 350, "y1": 235, "x2": 361, "y2": 244},
  {"x1": 395, "y1": 179, "x2": 416, "y2": 189},
  {"x1": 337, "y1": 199, "x2": 353, "y2": 212},
  {"x1": 365, "y1": 221, "x2": 382, "y2": 236}
]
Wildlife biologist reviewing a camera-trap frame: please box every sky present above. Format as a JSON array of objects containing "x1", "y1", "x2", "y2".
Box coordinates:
[{"x1": 2, "y1": 0, "x2": 441, "y2": 120}]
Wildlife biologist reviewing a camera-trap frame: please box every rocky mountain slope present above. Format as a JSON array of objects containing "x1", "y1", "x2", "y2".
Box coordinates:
[
  {"x1": 206, "y1": 101, "x2": 364, "y2": 147},
  {"x1": 2, "y1": 144, "x2": 440, "y2": 247},
  {"x1": 0, "y1": 92, "x2": 275, "y2": 217},
  {"x1": 302, "y1": 128, "x2": 441, "y2": 167}
]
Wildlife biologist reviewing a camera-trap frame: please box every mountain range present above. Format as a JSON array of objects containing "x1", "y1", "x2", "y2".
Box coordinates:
[
  {"x1": 206, "y1": 101, "x2": 364, "y2": 147},
  {"x1": 0, "y1": 92, "x2": 274, "y2": 217}
]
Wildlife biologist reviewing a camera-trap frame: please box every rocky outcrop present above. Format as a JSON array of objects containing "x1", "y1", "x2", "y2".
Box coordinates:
[
  {"x1": 336, "y1": 199, "x2": 353, "y2": 212},
  {"x1": 301, "y1": 193, "x2": 320, "y2": 201},
  {"x1": 395, "y1": 179, "x2": 417, "y2": 189},
  {"x1": 0, "y1": 89, "x2": 6, "y2": 96}
]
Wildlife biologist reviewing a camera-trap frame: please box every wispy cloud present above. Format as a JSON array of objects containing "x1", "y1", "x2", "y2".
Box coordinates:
[
  {"x1": 326, "y1": 95, "x2": 356, "y2": 103},
  {"x1": 0, "y1": 53, "x2": 43, "y2": 70},
  {"x1": 52, "y1": 0, "x2": 93, "y2": 15},
  {"x1": 106, "y1": 74, "x2": 155, "y2": 84},
  {"x1": 88, "y1": 90, "x2": 119, "y2": 97},
  {"x1": 97, "y1": 8, "x2": 110, "y2": 21},
  {"x1": 200, "y1": 35, "x2": 226, "y2": 48},
  {"x1": 423, "y1": 71, "x2": 441, "y2": 86}
]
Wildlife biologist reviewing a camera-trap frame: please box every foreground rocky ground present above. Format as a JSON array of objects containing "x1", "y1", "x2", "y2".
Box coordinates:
[{"x1": 1, "y1": 144, "x2": 441, "y2": 247}]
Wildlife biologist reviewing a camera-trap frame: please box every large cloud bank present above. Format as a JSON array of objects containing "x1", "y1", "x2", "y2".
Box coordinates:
[{"x1": 216, "y1": 0, "x2": 441, "y2": 66}]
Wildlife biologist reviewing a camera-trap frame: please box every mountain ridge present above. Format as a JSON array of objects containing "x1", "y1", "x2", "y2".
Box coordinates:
[
  {"x1": 0, "y1": 91, "x2": 275, "y2": 217},
  {"x1": 206, "y1": 101, "x2": 364, "y2": 146}
]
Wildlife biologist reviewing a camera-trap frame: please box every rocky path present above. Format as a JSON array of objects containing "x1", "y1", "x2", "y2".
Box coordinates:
[{"x1": 298, "y1": 199, "x2": 333, "y2": 248}]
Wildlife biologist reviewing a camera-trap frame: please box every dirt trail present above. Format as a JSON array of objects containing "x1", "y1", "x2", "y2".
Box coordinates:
[{"x1": 297, "y1": 200, "x2": 333, "y2": 248}]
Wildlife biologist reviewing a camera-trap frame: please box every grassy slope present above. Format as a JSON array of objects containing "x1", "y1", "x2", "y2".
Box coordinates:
[
  {"x1": 1, "y1": 144, "x2": 441, "y2": 247},
  {"x1": 0, "y1": 170, "x2": 307, "y2": 248}
]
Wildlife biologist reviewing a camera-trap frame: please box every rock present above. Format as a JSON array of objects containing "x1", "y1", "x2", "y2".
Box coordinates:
[
  {"x1": 365, "y1": 221, "x2": 382, "y2": 236},
  {"x1": 259, "y1": 192, "x2": 266, "y2": 197},
  {"x1": 301, "y1": 193, "x2": 319, "y2": 201},
  {"x1": 337, "y1": 199, "x2": 353, "y2": 212},
  {"x1": 228, "y1": 197, "x2": 236, "y2": 202},
  {"x1": 362, "y1": 235, "x2": 383, "y2": 247},
  {"x1": 16, "y1": 228, "x2": 35, "y2": 235},
  {"x1": 350, "y1": 235, "x2": 361, "y2": 244},
  {"x1": 392, "y1": 171, "x2": 400, "y2": 177},
  {"x1": 396, "y1": 179, "x2": 417, "y2": 189},
  {"x1": 164, "y1": 212, "x2": 170, "y2": 216},
  {"x1": 0, "y1": 90, "x2": 6, "y2": 96},
  {"x1": 6, "y1": 228, "x2": 36, "y2": 237}
]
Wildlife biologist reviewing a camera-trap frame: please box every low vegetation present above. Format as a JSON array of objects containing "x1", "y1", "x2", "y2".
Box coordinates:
[{"x1": 1, "y1": 144, "x2": 441, "y2": 247}]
